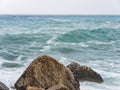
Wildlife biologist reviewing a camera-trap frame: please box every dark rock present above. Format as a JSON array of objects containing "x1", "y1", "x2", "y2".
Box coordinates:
[
  {"x1": 15, "y1": 55, "x2": 80, "y2": 90},
  {"x1": 67, "y1": 62, "x2": 104, "y2": 83},
  {"x1": 0, "y1": 81, "x2": 9, "y2": 90}
]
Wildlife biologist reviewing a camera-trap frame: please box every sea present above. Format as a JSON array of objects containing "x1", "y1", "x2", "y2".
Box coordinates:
[{"x1": 0, "y1": 15, "x2": 120, "y2": 90}]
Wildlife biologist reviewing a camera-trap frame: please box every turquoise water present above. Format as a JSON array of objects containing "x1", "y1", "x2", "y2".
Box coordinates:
[{"x1": 0, "y1": 15, "x2": 120, "y2": 90}]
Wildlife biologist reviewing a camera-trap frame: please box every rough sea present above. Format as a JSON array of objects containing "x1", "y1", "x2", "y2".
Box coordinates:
[{"x1": 0, "y1": 15, "x2": 120, "y2": 90}]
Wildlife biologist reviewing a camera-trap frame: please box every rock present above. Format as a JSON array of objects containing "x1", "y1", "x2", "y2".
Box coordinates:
[
  {"x1": 67, "y1": 62, "x2": 103, "y2": 83},
  {"x1": 47, "y1": 84, "x2": 69, "y2": 90},
  {"x1": 0, "y1": 81, "x2": 9, "y2": 90},
  {"x1": 15, "y1": 55, "x2": 80, "y2": 90},
  {"x1": 26, "y1": 84, "x2": 68, "y2": 90},
  {"x1": 26, "y1": 86, "x2": 44, "y2": 90}
]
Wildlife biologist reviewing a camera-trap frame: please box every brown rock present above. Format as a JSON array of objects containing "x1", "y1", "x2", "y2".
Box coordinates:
[
  {"x1": 26, "y1": 86, "x2": 44, "y2": 90},
  {"x1": 47, "y1": 84, "x2": 69, "y2": 90},
  {"x1": 0, "y1": 81, "x2": 9, "y2": 90},
  {"x1": 26, "y1": 84, "x2": 69, "y2": 90},
  {"x1": 67, "y1": 62, "x2": 103, "y2": 83},
  {"x1": 15, "y1": 55, "x2": 79, "y2": 90}
]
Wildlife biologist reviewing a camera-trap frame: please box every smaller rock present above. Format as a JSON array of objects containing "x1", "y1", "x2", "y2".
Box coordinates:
[
  {"x1": 0, "y1": 81, "x2": 9, "y2": 90},
  {"x1": 67, "y1": 62, "x2": 104, "y2": 83}
]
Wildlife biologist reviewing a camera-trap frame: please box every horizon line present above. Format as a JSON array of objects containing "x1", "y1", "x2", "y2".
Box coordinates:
[{"x1": 0, "y1": 14, "x2": 120, "y2": 16}]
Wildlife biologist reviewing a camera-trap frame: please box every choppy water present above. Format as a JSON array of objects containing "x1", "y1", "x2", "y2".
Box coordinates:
[{"x1": 0, "y1": 15, "x2": 120, "y2": 90}]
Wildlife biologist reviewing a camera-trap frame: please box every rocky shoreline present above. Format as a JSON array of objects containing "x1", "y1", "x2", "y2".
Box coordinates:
[{"x1": 0, "y1": 55, "x2": 103, "y2": 90}]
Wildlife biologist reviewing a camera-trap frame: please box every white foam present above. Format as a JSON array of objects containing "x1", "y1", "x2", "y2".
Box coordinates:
[
  {"x1": 78, "y1": 42, "x2": 89, "y2": 47},
  {"x1": 0, "y1": 57, "x2": 10, "y2": 64},
  {"x1": 59, "y1": 57, "x2": 67, "y2": 64},
  {"x1": 0, "y1": 55, "x2": 24, "y2": 66},
  {"x1": 16, "y1": 55, "x2": 23, "y2": 62},
  {"x1": 40, "y1": 35, "x2": 58, "y2": 52},
  {"x1": 54, "y1": 42, "x2": 89, "y2": 48},
  {"x1": 0, "y1": 58, "x2": 3, "y2": 68},
  {"x1": 47, "y1": 35, "x2": 57, "y2": 45},
  {"x1": 47, "y1": 18, "x2": 73, "y2": 22},
  {"x1": 59, "y1": 57, "x2": 71, "y2": 66},
  {"x1": 54, "y1": 41, "x2": 114, "y2": 48},
  {"x1": 0, "y1": 67, "x2": 25, "y2": 90},
  {"x1": 81, "y1": 85, "x2": 103, "y2": 90},
  {"x1": 41, "y1": 46, "x2": 51, "y2": 51},
  {"x1": 81, "y1": 84, "x2": 120, "y2": 90},
  {"x1": 87, "y1": 41, "x2": 116, "y2": 45}
]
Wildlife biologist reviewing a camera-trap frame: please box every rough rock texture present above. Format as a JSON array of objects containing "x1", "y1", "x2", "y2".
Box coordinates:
[
  {"x1": 67, "y1": 62, "x2": 103, "y2": 83},
  {"x1": 26, "y1": 86, "x2": 44, "y2": 90},
  {"x1": 26, "y1": 84, "x2": 68, "y2": 90},
  {"x1": 0, "y1": 81, "x2": 9, "y2": 90},
  {"x1": 15, "y1": 55, "x2": 79, "y2": 90},
  {"x1": 47, "y1": 84, "x2": 69, "y2": 90}
]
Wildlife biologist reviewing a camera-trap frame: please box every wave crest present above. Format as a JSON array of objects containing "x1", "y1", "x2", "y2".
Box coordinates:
[{"x1": 57, "y1": 28, "x2": 120, "y2": 43}]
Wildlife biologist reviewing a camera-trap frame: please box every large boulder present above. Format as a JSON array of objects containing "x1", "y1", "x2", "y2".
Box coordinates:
[
  {"x1": 67, "y1": 62, "x2": 103, "y2": 83},
  {"x1": 0, "y1": 81, "x2": 9, "y2": 90},
  {"x1": 15, "y1": 55, "x2": 79, "y2": 90}
]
